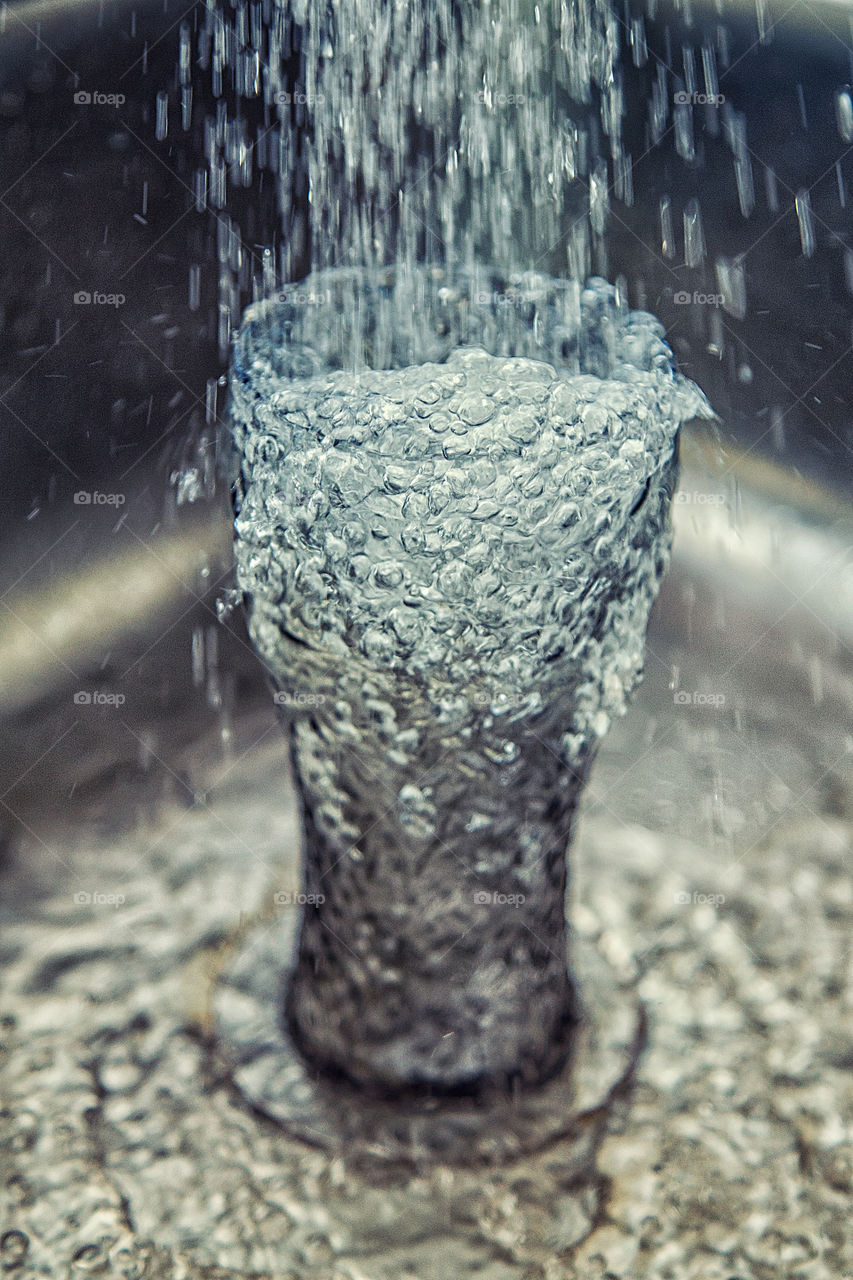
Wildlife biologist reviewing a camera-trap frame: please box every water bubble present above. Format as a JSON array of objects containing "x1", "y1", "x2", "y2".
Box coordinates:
[
  {"x1": 71, "y1": 1241, "x2": 109, "y2": 1273},
  {"x1": 7, "y1": 1110, "x2": 38, "y2": 1153}
]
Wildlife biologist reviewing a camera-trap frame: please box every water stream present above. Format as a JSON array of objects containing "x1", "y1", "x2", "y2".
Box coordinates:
[
  {"x1": 2, "y1": 0, "x2": 852, "y2": 1275},
  {"x1": 223, "y1": 0, "x2": 713, "y2": 1094}
]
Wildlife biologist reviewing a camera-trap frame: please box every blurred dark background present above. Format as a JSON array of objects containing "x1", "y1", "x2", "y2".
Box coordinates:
[
  {"x1": 0, "y1": 0, "x2": 851, "y2": 823},
  {"x1": 1, "y1": 0, "x2": 852, "y2": 531}
]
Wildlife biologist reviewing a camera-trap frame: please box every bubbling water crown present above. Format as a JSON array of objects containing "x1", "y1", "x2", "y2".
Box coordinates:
[{"x1": 230, "y1": 266, "x2": 712, "y2": 1090}]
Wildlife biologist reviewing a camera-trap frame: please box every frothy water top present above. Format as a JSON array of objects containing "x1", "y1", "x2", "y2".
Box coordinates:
[
  {"x1": 232, "y1": 272, "x2": 712, "y2": 767},
  {"x1": 230, "y1": 269, "x2": 711, "y2": 1090}
]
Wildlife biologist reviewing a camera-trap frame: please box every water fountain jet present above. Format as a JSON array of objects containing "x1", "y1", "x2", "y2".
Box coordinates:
[{"x1": 214, "y1": 264, "x2": 712, "y2": 1160}]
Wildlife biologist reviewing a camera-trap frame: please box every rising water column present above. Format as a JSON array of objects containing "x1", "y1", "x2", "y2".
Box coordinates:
[{"x1": 229, "y1": 268, "x2": 712, "y2": 1104}]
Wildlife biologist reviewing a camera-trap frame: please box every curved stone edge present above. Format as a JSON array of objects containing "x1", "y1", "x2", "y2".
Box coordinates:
[{"x1": 208, "y1": 908, "x2": 647, "y2": 1169}]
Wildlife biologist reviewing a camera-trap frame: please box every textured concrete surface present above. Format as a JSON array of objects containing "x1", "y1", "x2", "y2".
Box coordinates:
[
  {"x1": 1, "y1": 428, "x2": 852, "y2": 1279},
  {"x1": 2, "y1": 561, "x2": 851, "y2": 1277}
]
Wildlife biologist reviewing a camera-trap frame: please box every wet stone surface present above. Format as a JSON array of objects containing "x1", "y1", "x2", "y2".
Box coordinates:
[{"x1": 0, "y1": 691, "x2": 851, "y2": 1278}]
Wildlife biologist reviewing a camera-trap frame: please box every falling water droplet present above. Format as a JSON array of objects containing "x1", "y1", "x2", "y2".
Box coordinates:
[
  {"x1": 843, "y1": 247, "x2": 853, "y2": 294},
  {"x1": 795, "y1": 189, "x2": 816, "y2": 258},
  {"x1": 192, "y1": 625, "x2": 205, "y2": 686},
  {"x1": 188, "y1": 263, "x2": 201, "y2": 311},
  {"x1": 205, "y1": 378, "x2": 218, "y2": 425},
  {"x1": 674, "y1": 100, "x2": 695, "y2": 162},
  {"x1": 836, "y1": 88, "x2": 853, "y2": 143},
  {"x1": 715, "y1": 256, "x2": 747, "y2": 320},
  {"x1": 683, "y1": 198, "x2": 706, "y2": 267},
  {"x1": 771, "y1": 405, "x2": 786, "y2": 450},
  {"x1": 796, "y1": 82, "x2": 808, "y2": 130},
  {"x1": 155, "y1": 90, "x2": 169, "y2": 141},
  {"x1": 764, "y1": 166, "x2": 779, "y2": 213},
  {"x1": 660, "y1": 195, "x2": 676, "y2": 259}
]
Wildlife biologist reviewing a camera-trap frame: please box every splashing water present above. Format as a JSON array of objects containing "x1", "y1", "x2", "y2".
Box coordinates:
[
  {"x1": 215, "y1": 0, "x2": 717, "y2": 1098},
  {"x1": 232, "y1": 271, "x2": 712, "y2": 773},
  {"x1": 193, "y1": 0, "x2": 631, "y2": 295},
  {"x1": 230, "y1": 266, "x2": 712, "y2": 1091},
  {"x1": 212, "y1": 0, "x2": 717, "y2": 1102},
  {"x1": 289, "y1": 0, "x2": 623, "y2": 277}
]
